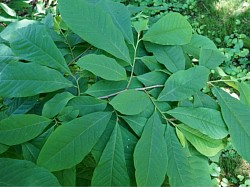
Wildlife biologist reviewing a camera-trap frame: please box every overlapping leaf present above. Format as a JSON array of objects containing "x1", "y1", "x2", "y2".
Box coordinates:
[{"x1": 238, "y1": 82, "x2": 250, "y2": 106}]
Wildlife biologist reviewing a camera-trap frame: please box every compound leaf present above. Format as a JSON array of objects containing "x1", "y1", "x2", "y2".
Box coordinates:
[{"x1": 37, "y1": 112, "x2": 112, "y2": 171}]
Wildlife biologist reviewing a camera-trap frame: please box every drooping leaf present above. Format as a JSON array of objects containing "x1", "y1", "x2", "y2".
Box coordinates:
[
  {"x1": 9, "y1": 23, "x2": 71, "y2": 74},
  {"x1": 101, "y1": 0, "x2": 134, "y2": 44},
  {"x1": 121, "y1": 115, "x2": 147, "y2": 137},
  {"x1": 0, "y1": 3, "x2": 16, "y2": 17},
  {"x1": 67, "y1": 96, "x2": 107, "y2": 116},
  {"x1": 158, "y1": 66, "x2": 210, "y2": 101},
  {"x1": 0, "y1": 114, "x2": 51, "y2": 146},
  {"x1": 143, "y1": 12, "x2": 192, "y2": 45},
  {"x1": 145, "y1": 42, "x2": 185, "y2": 73},
  {"x1": 59, "y1": 0, "x2": 130, "y2": 62},
  {"x1": 0, "y1": 62, "x2": 73, "y2": 97},
  {"x1": 238, "y1": 82, "x2": 250, "y2": 106},
  {"x1": 134, "y1": 111, "x2": 167, "y2": 186},
  {"x1": 92, "y1": 123, "x2": 130, "y2": 186},
  {"x1": 167, "y1": 107, "x2": 228, "y2": 139},
  {"x1": 0, "y1": 158, "x2": 60, "y2": 186},
  {"x1": 37, "y1": 112, "x2": 112, "y2": 171},
  {"x1": 86, "y1": 80, "x2": 127, "y2": 98},
  {"x1": 193, "y1": 91, "x2": 219, "y2": 110},
  {"x1": 54, "y1": 167, "x2": 76, "y2": 186},
  {"x1": 42, "y1": 92, "x2": 75, "y2": 118},
  {"x1": 212, "y1": 87, "x2": 250, "y2": 163},
  {"x1": 137, "y1": 71, "x2": 168, "y2": 86},
  {"x1": 77, "y1": 54, "x2": 127, "y2": 81},
  {"x1": 199, "y1": 48, "x2": 225, "y2": 69},
  {"x1": 109, "y1": 90, "x2": 151, "y2": 115},
  {"x1": 165, "y1": 125, "x2": 207, "y2": 186},
  {"x1": 178, "y1": 124, "x2": 224, "y2": 157},
  {"x1": 21, "y1": 142, "x2": 40, "y2": 163}
]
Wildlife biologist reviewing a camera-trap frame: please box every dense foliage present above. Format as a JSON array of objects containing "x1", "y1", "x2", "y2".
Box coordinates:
[{"x1": 0, "y1": 0, "x2": 250, "y2": 186}]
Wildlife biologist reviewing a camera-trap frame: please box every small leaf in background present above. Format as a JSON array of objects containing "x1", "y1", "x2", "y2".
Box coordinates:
[
  {"x1": 59, "y1": 0, "x2": 131, "y2": 62},
  {"x1": 9, "y1": 23, "x2": 71, "y2": 74},
  {"x1": 37, "y1": 112, "x2": 112, "y2": 171},
  {"x1": 54, "y1": 167, "x2": 76, "y2": 186},
  {"x1": 158, "y1": 66, "x2": 210, "y2": 101},
  {"x1": 42, "y1": 92, "x2": 74, "y2": 119},
  {"x1": 143, "y1": 12, "x2": 192, "y2": 45},
  {"x1": 134, "y1": 111, "x2": 167, "y2": 186},
  {"x1": 67, "y1": 96, "x2": 107, "y2": 116},
  {"x1": 121, "y1": 115, "x2": 147, "y2": 137},
  {"x1": 212, "y1": 87, "x2": 250, "y2": 163},
  {"x1": 199, "y1": 48, "x2": 226, "y2": 69},
  {"x1": 92, "y1": 123, "x2": 130, "y2": 186},
  {"x1": 77, "y1": 54, "x2": 127, "y2": 81},
  {"x1": 109, "y1": 90, "x2": 151, "y2": 115},
  {"x1": 0, "y1": 114, "x2": 51, "y2": 146},
  {"x1": 0, "y1": 158, "x2": 60, "y2": 186},
  {"x1": 238, "y1": 82, "x2": 250, "y2": 106},
  {"x1": 178, "y1": 124, "x2": 225, "y2": 157},
  {"x1": 0, "y1": 3, "x2": 17, "y2": 17},
  {"x1": 0, "y1": 62, "x2": 73, "y2": 97},
  {"x1": 145, "y1": 42, "x2": 186, "y2": 73},
  {"x1": 167, "y1": 107, "x2": 228, "y2": 139}
]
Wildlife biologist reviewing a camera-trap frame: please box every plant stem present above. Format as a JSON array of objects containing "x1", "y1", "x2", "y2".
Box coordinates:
[
  {"x1": 68, "y1": 45, "x2": 92, "y2": 66},
  {"x1": 126, "y1": 33, "x2": 141, "y2": 89}
]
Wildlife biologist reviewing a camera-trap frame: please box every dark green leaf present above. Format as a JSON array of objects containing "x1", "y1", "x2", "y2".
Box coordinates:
[
  {"x1": 21, "y1": 143, "x2": 40, "y2": 163},
  {"x1": 54, "y1": 167, "x2": 76, "y2": 186},
  {"x1": 121, "y1": 115, "x2": 147, "y2": 137},
  {"x1": 0, "y1": 114, "x2": 51, "y2": 146},
  {"x1": 0, "y1": 143, "x2": 9, "y2": 154}
]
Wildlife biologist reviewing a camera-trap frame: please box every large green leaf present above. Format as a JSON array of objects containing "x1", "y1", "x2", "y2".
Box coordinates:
[
  {"x1": 178, "y1": 124, "x2": 224, "y2": 157},
  {"x1": 134, "y1": 111, "x2": 167, "y2": 186},
  {"x1": 92, "y1": 123, "x2": 130, "y2": 186},
  {"x1": 67, "y1": 96, "x2": 107, "y2": 116},
  {"x1": 212, "y1": 87, "x2": 250, "y2": 162},
  {"x1": 109, "y1": 90, "x2": 151, "y2": 115},
  {"x1": 145, "y1": 43, "x2": 185, "y2": 73},
  {"x1": 238, "y1": 82, "x2": 250, "y2": 106},
  {"x1": 143, "y1": 12, "x2": 192, "y2": 45},
  {"x1": 59, "y1": 0, "x2": 130, "y2": 62},
  {"x1": 42, "y1": 92, "x2": 75, "y2": 119},
  {"x1": 77, "y1": 54, "x2": 127, "y2": 81},
  {"x1": 0, "y1": 62, "x2": 73, "y2": 97},
  {"x1": 100, "y1": 0, "x2": 133, "y2": 44},
  {"x1": 0, "y1": 114, "x2": 51, "y2": 146},
  {"x1": 158, "y1": 66, "x2": 210, "y2": 101},
  {"x1": 165, "y1": 125, "x2": 212, "y2": 186},
  {"x1": 167, "y1": 107, "x2": 228, "y2": 139},
  {"x1": 199, "y1": 48, "x2": 225, "y2": 69},
  {"x1": 137, "y1": 71, "x2": 168, "y2": 86},
  {"x1": 9, "y1": 23, "x2": 71, "y2": 74},
  {"x1": 0, "y1": 44, "x2": 18, "y2": 64},
  {"x1": 0, "y1": 158, "x2": 60, "y2": 186},
  {"x1": 37, "y1": 112, "x2": 112, "y2": 171}
]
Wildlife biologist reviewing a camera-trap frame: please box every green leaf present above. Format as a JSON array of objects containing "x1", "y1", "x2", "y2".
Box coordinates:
[
  {"x1": 212, "y1": 87, "x2": 250, "y2": 163},
  {"x1": 182, "y1": 34, "x2": 217, "y2": 58},
  {"x1": 0, "y1": 3, "x2": 16, "y2": 17},
  {"x1": 21, "y1": 143, "x2": 40, "y2": 163},
  {"x1": 86, "y1": 80, "x2": 127, "y2": 98},
  {"x1": 199, "y1": 48, "x2": 225, "y2": 69},
  {"x1": 57, "y1": 106, "x2": 79, "y2": 122},
  {"x1": 158, "y1": 66, "x2": 210, "y2": 101},
  {"x1": 59, "y1": 0, "x2": 130, "y2": 62},
  {"x1": 238, "y1": 82, "x2": 250, "y2": 106},
  {"x1": 110, "y1": 90, "x2": 151, "y2": 115},
  {"x1": 0, "y1": 114, "x2": 51, "y2": 146},
  {"x1": 143, "y1": 12, "x2": 192, "y2": 45},
  {"x1": 101, "y1": 0, "x2": 133, "y2": 44},
  {"x1": 0, "y1": 62, "x2": 73, "y2": 97},
  {"x1": 0, "y1": 44, "x2": 18, "y2": 64},
  {"x1": 145, "y1": 43, "x2": 185, "y2": 73},
  {"x1": 0, "y1": 143, "x2": 9, "y2": 154},
  {"x1": 42, "y1": 92, "x2": 75, "y2": 118},
  {"x1": 67, "y1": 96, "x2": 107, "y2": 116},
  {"x1": 178, "y1": 124, "x2": 224, "y2": 157},
  {"x1": 77, "y1": 54, "x2": 127, "y2": 81},
  {"x1": 92, "y1": 123, "x2": 130, "y2": 186},
  {"x1": 193, "y1": 91, "x2": 219, "y2": 110},
  {"x1": 134, "y1": 111, "x2": 167, "y2": 186},
  {"x1": 137, "y1": 71, "x2": 168, "y2": 87},
  {"x1": 54, "y1": 167, "x2": 76, "y2": 186},
  {"x1": 167, "y1": 107, "x2": 228, "y2": 139},
  {"x1": 141, "y1": 56, "x2": 164, "y2": 71},
  {"x1": 9, "y1": 23, "x2": 71, "y2": 74},
  {"x1": 0, "y1": 158, "x2": 60, "y2": 186},
  {"x1": 121, "y1": 115, "x2": 147, "y2": 137},
  {"x1": 37, "y1": 112, "x2": 112, "y2": 171}
]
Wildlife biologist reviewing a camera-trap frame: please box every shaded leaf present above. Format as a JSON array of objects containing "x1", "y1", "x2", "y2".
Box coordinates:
[
  {"x1": 199, "y1": 48, "x2": 225, "y2": 69},
  {"x1": 0, "y1": 143, "x2": 9, "y2": 154},
  {"x1": 21, "y1": 143, "x2": 40, "y2": 163},
  {"x1": 54, "y1": 167, "x2": 76, "y2": 186},
  {"x1": 193, "y1": 91, "x2": 219, "y2": 110},
  {"x1": 121, "y1": 115, "x2": 147, "y2": 137},
  {"x1": 137, "y1": 71, "x2": 168, "y2": 86}
]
